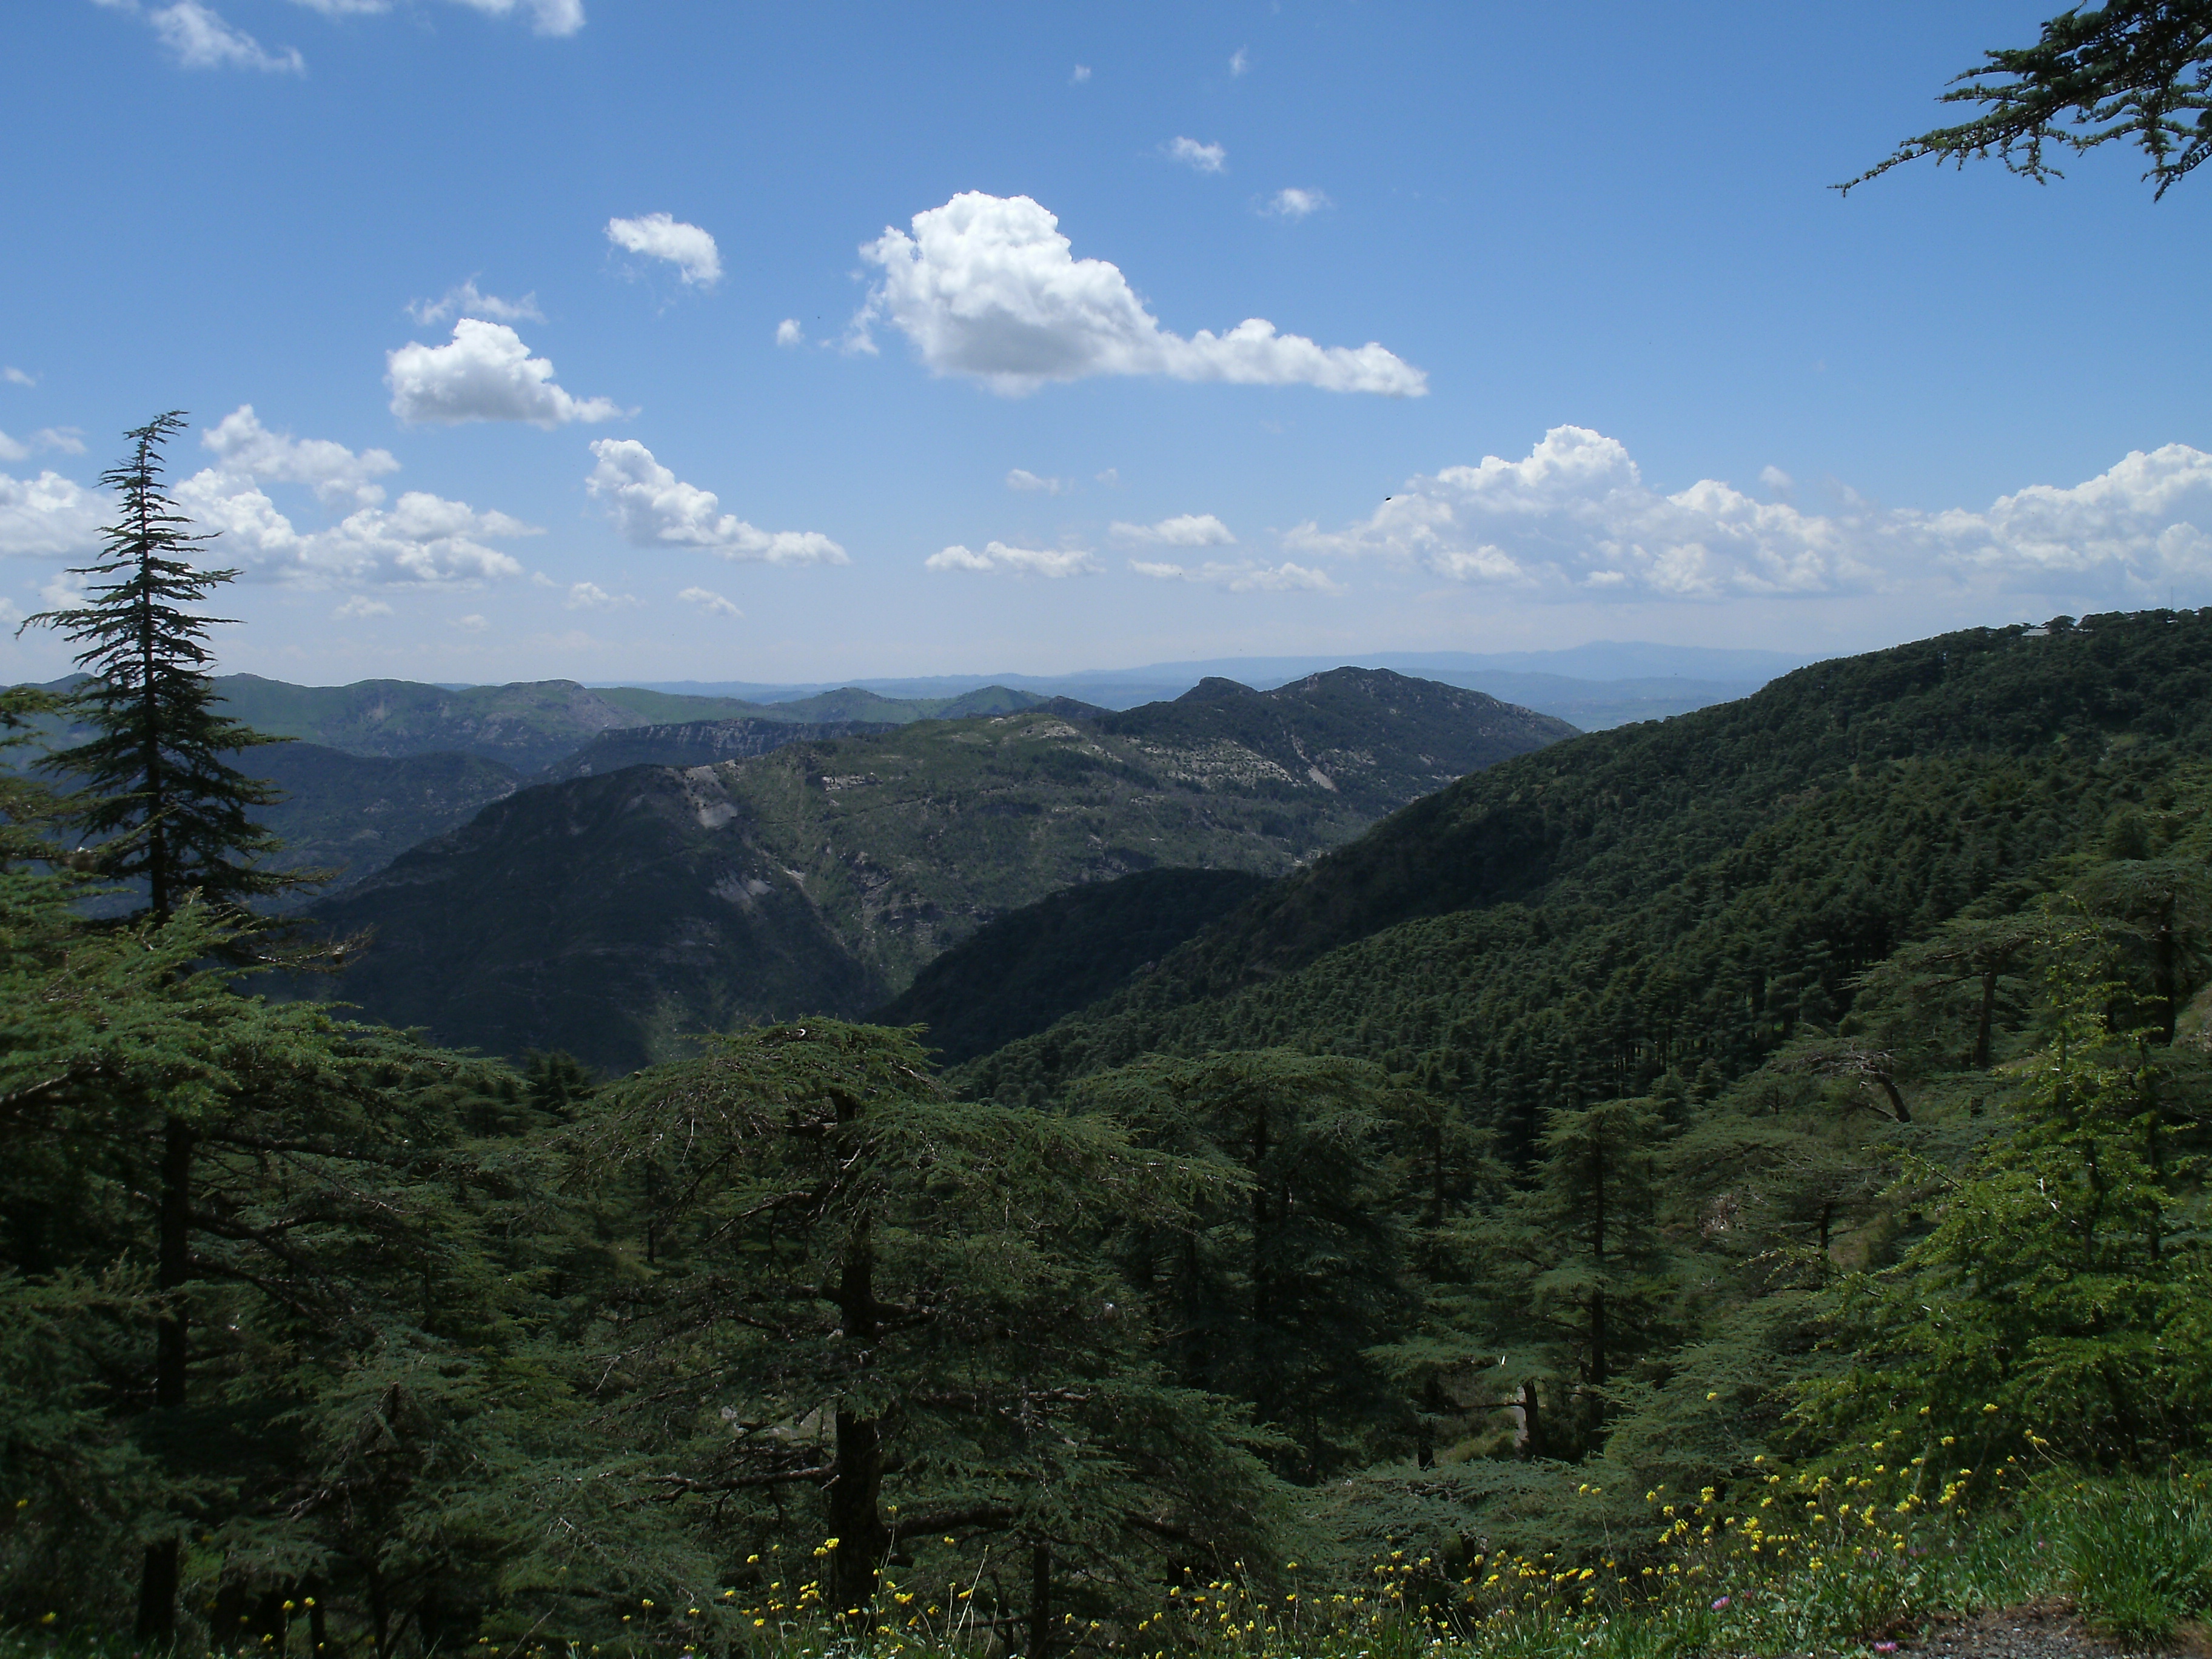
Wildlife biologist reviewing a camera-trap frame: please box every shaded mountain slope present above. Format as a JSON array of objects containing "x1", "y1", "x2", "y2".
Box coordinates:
[
  {"x1": 870, "y1": 867, "x2": 1272, "y2": 1064},
  {"x1": 309, "y1": 766, "x2": 883, "y2": 1068},
  {"x1": 255, "y1": 743, "x2": 521, "y2": 896},
  {"x1": 308, "y1": 668, "x2": 1568, "y2": 1069},
  {"x1": 958, "y1": 612, "x2": 2212, "y2": 1120},
  {"x1": 203, "y1": 675, "x2": 1053, "y2": 771}
]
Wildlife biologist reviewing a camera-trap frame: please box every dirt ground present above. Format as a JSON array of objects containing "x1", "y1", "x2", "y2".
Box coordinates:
[{"x1": 1896, "y1": 1600, "x2": 2210, "y2": 1659}]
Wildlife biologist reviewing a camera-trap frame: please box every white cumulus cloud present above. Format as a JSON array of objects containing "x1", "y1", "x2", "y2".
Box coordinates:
[
  {"x1": 136, "y1": 0, "x2": 306, "y2": 70},
  {"x1": 0, "y1": 429, "x2": 86, "y2": 463},
  {"x1": 565, "y1": 580, "x2": 639, "y2": 609},
  {"x1": 1168, "y1": 137, "x2": 1227, "y2": 173},
  {"x1": 925, "y1": 542, "x2": 1098, "y2": 578},
  {"x1": 386, "y1": 319, "x2": 625, "y2": 426},
  {"x1": 332, "y1": 595, "x2": 393, "y2": 619},
  {"x1": 679, "y1": 585, "x2": 742, "y2": 618},
  {"x1": 2, "y1": 369, "x2": 34, "y2": 387},
  {"x1": 1287, "y1": 426, "x2": 2212, "y2": 604},
  {"x1": 1070, "y1": 63, "x2": 1091, "y2": 83},
  {"x1": 1229, "y1": 47, "x2": 1248, "y2": 76},
  {"x1": 1263, "y1": 187, "x2": 1331, "y2": 220},
  {"x1": 776, "y1": 318, "x2": 805, "y2": 347},
  {"x1": 1130, "y1": 557, "x2": 1339, "y2": 592},
  {"x1": 406, "y1": 280, "x2": 544, "y2": 326},
  {"x1": 287, "y1": 0, "x2": 582, "y2": 30},
  {"x1": 1111, "y1": 512, "x2": 1236, "y2": 547},
  {"x1": 177, "y1": 471, "x2": 538, "y2": 586},
  {"x1": 453, "y1": 613, "x2": 489, "y2": 633},
  {"x1": 851, "y1": 192, "x2": 1426, "y2": 397},
  {"x1": 202, "y1": 405, "x2": 398, "y2": 506},
  {"x1": 0, "y1": 471, "x2": 104, "y2": 558},
  {"x1": 440, "y1": 0, "x2": 583, "y2": 33},
  {"x1": 1005, "y1": 468, "x2": 1069, "y2": 495},
  {"x1": 586, "y1": 438, "x2": 848, "y2": 565},
  {"x1": 606, "y1": 213, "x2": 722, "y2": 287}
]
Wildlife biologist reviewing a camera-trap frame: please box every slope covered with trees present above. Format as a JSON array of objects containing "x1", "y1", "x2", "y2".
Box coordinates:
[
  {"x1": 3, "y1": 414, "x2": 2206, "y2": 1659},
  {"x1": 872, "y1": 867, "x2": 1272, "y2": 1063},
  {"x1": 304, "y1": 670, "x2": 1569, "y2": 1069}
]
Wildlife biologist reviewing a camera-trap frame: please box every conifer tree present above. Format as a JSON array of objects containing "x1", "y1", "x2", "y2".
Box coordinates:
[
  {"x1": 19, "y1": 413, "x2": 310, "y2": 1640},
  {"x1": 22, "y1": 411, "x2": 299, "y2": 923},
  {"x1": 568, "y1": 1022, "x2": 1285, "y2": 1637},
  {"x1": 1072, "y1": 1049, "x2": 1410, "y2": 1480}
]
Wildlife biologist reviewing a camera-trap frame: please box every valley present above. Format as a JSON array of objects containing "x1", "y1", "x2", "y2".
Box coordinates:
[{"x1": 297, "y1": 666, "x2": 1573, "y2": 1068}]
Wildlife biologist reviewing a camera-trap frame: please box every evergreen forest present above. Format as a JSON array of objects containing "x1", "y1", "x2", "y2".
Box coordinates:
[{"x1": 4, "y1": 423, "x2": 2211, "y2": 1659}]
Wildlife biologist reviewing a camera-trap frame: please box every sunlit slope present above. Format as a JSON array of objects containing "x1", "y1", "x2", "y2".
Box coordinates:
[{"x1": 960, "y1": 613, "x2": 2212, "y2": 1120}]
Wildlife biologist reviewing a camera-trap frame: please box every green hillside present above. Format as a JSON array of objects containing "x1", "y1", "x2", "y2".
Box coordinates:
[
  {"x1": 304, "y1": 668, "x2": 1569, "y2": 1068},
  {"x1": 870, "y1": 866, "x2": 1271, "y2": 1062},
  {"x1": 963, "y1": 614, "x2": 2212, "y2": 1117}
]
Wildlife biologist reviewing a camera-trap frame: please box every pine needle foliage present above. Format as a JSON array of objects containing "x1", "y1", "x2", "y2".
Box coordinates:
[
  {"x1": 1841, "y1": 1, "x2": 2212, "y2": 199},
  {"x1": 21, "y1": 412, "x2": 302, "y2": 922}
]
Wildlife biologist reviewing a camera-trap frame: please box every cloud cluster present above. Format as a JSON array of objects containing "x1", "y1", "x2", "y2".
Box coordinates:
[
  {"x1": 853, "y1": 192, "x2": 1426, "y2": 397},
  {"x1": 0, "y1": 429, "x2": 87, "y2": 463},
  {"x1": 1167, "y1": 137, "x2": 1226, "y2": 173},
  {"x1": 0, "y1": 471, "x2": 104, "y2": 558},
  {"x1": 1286, "y1": 425, "x2": 2212, "y2": 603},
  {"x1": 925, "y1": 542, "x2": 1098, "y2": 578},
  {"x1": 1264, "y1": 187, "x2": 1330, "y2": 220},
  {"x1": 179, "y1": 471, "x2": 538, "y2": 585},
  {"x1": 565, "y1": 580, "x2": 638, "y2": 609},
  {"x1": 387, "y1": 320, "x2": 624, "y2": 426},
  {"x1": 440, "y1": 0, "x2": 584, "y2": 35},
  {"x1": 203, "y1": 406, "x2": 397, "y2": 505},
  {"x1": 679, "y1": 585, "x2": 742, "y2": 618},
  {"x1": 1130, "y1": 557, "x2": 1339, "y2": 592},
  {"x1": 112, "y1": 0, "x2": 305, "y2": 72},
  {"x1": 0, "y1": 404, "x2": 541, "y2": 586},
  {"x1": 586, "y1": 439, "x2": 848, "y2": 565},
  {"x1": 1005, "y1": 469, "x2": 1069, "y2": 495},
  {"x1": 406, "y1": 280, "x2": 544, "y2": 326},
  {"x1": 606, "y1": 213, "x2": 722, "y2": 287},
  {"x1": 1111, "y1": 512, "x2": 1235, "y2": 547}
]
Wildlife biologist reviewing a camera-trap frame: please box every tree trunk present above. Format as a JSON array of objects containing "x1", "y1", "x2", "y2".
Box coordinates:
[
  {"x1": 135, "y1": 1112, "x2": 195, "y2": 1643},
  {"x1": 1028, "y1": 1543, "x2": 1053, "y2": 1659},
  {"x1": 1974, "y1": 970, "x2": 1997, "y2": 1069},
  {"x1": 827, "y1": 1214, "x2": 890, "y2": 1623}
]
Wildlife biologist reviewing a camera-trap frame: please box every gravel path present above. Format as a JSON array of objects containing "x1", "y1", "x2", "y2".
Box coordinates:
[{"x1": 1899, "y1": 1600, "x2": 2208, "y2": 1659}]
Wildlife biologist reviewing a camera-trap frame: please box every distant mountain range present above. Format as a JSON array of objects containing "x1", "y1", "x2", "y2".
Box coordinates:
[
  {"x1": 592, "y1": 643, "x2": 1807, "y2": 728},
  {"x1": 295, "y1": 668, "x2": 1574, "y2": 1070}
]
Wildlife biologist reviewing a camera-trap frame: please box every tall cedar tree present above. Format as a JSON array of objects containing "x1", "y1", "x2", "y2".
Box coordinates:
[
  {"x1": 24, "y1": 411, "x2": 298, "y2": 923},
  {"x1": 21, "y1": 412, "x2": 305, "y2": 1641},
  {"x1": 566, "y1": 1022, "x2": 1285, "y2": 1642}
]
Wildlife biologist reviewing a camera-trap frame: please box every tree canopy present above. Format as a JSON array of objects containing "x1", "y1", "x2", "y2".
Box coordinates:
[{"x1": 1843, "y1": 1, "x2": 2212, "y2": 198}]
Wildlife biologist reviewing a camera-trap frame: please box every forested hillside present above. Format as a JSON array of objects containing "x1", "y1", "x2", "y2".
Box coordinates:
[
  {"x1": 5, "y1": 612, "x2": 2208, "y2": 1659},
  {"x1": 872, "y1": 866, "x2": 1271, "y2": 1062},
  {"x1": 303, "y1": 669, "x2": 1567, "y2": 1068},
  {"x1": 966, "y1": 614, "x2": 2212, "y2": 1116}
]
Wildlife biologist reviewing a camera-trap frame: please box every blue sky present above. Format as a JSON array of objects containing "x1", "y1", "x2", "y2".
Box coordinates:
[{"x1": 4, "y1": 0, "x2": 2209, "y2": 686}]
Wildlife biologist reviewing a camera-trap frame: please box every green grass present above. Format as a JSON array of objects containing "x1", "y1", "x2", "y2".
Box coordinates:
[{"x1": 10, "y1": 1468, "x2": 2205, "y2": 1659}]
